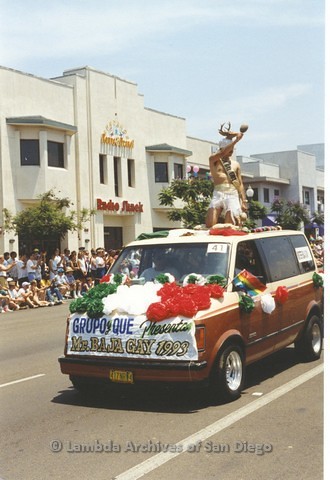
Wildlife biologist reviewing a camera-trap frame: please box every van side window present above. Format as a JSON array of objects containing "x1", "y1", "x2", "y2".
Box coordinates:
[
  {"x1": 259, "y1": 236, "x2": 300, "y2": 281},
  {"x1": 234, "y1": 240, "x2": 266, "y2": 284},
  {"x1": 290, "y1": 235, "x2": 315, "y2": 273}
]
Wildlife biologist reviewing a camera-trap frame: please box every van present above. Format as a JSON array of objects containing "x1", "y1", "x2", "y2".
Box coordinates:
[{"x1": 59, "y1": 227, "x2": 323, "y2": 402}]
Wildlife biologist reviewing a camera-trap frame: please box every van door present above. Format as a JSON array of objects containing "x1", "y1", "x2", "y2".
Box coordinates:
[
  {"x1": 257, "y1": 235, "x2": 313, "y2": 351},
  {"x1": 232, "y1": 240, "x2": 279, "y2": 362}
]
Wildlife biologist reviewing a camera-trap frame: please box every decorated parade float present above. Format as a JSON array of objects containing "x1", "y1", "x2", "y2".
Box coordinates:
[{"x1": 59, "y1": 225, "x2": 323, "y2": 402}]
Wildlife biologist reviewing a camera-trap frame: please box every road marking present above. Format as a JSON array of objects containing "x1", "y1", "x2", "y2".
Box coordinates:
[
  {"x1": 0, "y1": 374, "x2": 46, "y2": 388},
  {"x1": 115, "y1": 364, "x2": 323, "y2": 480}
]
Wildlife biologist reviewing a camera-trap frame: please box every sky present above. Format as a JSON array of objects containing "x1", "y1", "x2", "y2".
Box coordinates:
[{"x1": 0, "y1": 0, "x2": 326, "y2": 156}]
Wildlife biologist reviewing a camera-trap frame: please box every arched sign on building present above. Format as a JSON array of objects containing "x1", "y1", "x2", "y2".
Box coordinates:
[{"x1": 100, "y1": 118, "x2": 134, "y2": 157}]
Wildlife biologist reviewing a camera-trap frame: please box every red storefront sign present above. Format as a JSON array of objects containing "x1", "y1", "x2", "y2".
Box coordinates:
[{"x1": 97, "y1": 198, "x2": 143, "y2": 213}]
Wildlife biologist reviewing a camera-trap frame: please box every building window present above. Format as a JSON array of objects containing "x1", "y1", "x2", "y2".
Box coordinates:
[
  {"x1": 317, "y1": 194, "x2": 324, "y2": 212},
  {"x1": 263, "y1": 188, "x2": 270, "y2": 203},
  {"x1": 127, "y1": 158, "x2": 135, "y2": 187},
  {"x1": 154, "y1": 162, "x2": 168, "y2": 182},
  {"x1": 174, "y1": 163, "x2": 183, "y2": 179},
  {"x1": 48, "y1": 141, "x2": 64, "y2": 168},
  {"x1": 99, "y1": 154, "x2": 106, "y2": 184},
  {"x1": 20, "y1": 139, "x2": 40, "y2": 166},
  {"x1": 304, "y1": 190, "x2": 310, "y2": 205},
  {"x1": 114, "y1": 156, "x2": 121, "y2": 197},
  {"x1": 274, "y1": 189, "x2": 280, "y2": 197}
]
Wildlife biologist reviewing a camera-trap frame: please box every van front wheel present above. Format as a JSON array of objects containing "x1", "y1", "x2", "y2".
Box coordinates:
[{"x1": 211, "y1": 344, "x2": 245, "y2": 403}]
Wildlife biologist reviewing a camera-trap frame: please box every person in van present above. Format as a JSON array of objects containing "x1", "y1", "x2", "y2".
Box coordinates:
[{"x1": 140, "y1": 252, "x2": 180, "y2": 281}]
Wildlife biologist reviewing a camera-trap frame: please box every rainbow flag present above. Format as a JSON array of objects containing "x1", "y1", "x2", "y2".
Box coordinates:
[{"x1": 233, "y1": 269, "x2": 266, "y2": 297}]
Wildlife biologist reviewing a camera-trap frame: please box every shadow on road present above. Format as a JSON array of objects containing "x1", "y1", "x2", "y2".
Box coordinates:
[{"x1": 52, "y1": 346, "x2": 309, "y2": 414}]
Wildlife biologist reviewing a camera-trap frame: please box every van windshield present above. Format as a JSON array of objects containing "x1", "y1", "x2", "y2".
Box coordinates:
[{"x1": 109, "y1": 242, "x2": 230, "y2": 284}]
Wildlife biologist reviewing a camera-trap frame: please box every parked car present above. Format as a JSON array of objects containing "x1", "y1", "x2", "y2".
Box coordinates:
[{"x1": 59, "y1": 227, "x2": 323, "y2": 402}]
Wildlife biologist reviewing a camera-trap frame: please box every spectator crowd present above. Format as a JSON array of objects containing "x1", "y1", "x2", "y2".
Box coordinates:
[{"x1": 0, "y1": 247, "x2": 121, "y2": 314}]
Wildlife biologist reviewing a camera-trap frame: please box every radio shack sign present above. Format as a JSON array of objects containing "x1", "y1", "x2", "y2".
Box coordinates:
[{"x1": 97, "y1": 198, "x2": 143, "y2": 213}]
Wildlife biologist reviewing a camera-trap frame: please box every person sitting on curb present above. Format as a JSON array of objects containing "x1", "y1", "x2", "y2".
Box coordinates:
[
  {"x1": 7, "y1": 281, "x2": 29, "y2": 309},
  {"x1": 17, "y1": 282, "x2": 39, "y2": 308},
  {"x1": 29, "y1": 280, "x2": 53, "y2": 307}
]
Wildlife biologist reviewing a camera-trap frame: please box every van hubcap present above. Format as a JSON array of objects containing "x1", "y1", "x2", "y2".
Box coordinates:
[
  {"x1": 311, "y1": 323, "x2": 321, "y2": 354},
  {"x1": 225, "y1": 351, "x2": 242, "y2": 391}
]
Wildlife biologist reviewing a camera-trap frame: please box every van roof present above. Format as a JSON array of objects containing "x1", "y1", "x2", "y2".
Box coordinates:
[{"x1": 129, "y1": 228, "x2": 305, "y2": 248}]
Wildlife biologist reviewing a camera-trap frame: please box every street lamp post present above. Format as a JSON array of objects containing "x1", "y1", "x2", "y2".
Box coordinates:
[
  {"x1": 246, "y1": 185, "x2": 254, "y2": 218},
  {"x1": 246, "y1": 185, "x2": 254, "y2": 201}
]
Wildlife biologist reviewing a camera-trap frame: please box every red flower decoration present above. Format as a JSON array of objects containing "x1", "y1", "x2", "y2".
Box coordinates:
[
  {"x1": 206, "y1": 284, "x2": 225, "y2": 298},
  {"x1": 147, "y1": 281, "x2": 225, "y2": 321},
  {"x1": 100, "y1": 275, "x2": 111, "y2": 283},
  {"x1": 164, "y1": 297, "x2": 181, "y2": 317},
  {"x1": 209, "y1": 228, "x2": 247, "y2": 236},
  {"x1": 183, "y1": 283, "x2": 200, "y2": 295},
  {"x1": 146, "y1": 302, "x2": 170, "y2": 322},
  {"x1": 157, "y1": 282, "x2": 181, "y2": 300},
  {"x1": 177, "y1": 295, "x2": 199, "y2": 317},
  {"x1": 275, "y1": 286, "x2": 288, "y2": 305},
  {"x1": 193, "y1": 291, "x2": 211, "y2": 310}
]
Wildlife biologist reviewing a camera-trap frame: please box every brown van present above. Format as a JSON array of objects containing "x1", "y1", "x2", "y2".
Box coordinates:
[{"x1": 59, "y1": 228, "x2": 323, "y2": 402}]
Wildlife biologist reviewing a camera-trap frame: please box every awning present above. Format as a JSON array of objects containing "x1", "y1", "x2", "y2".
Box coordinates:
[{"x1": 262, "y1": 215, "x2": 277, "y2": 227}]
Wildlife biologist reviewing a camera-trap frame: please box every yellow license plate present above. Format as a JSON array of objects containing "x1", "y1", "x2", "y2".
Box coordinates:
[{"x1": 109, "y1": 370, "x2": 134, "y2": 384}]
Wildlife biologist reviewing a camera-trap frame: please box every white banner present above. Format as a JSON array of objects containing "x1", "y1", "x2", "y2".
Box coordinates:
[{"x1": 67, "y1": 313, "x2": 198, "y2": 361}]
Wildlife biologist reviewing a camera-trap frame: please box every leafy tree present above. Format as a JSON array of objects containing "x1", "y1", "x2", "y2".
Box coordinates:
[
  {"x1": 311, "y1": 211, "x2": 324, "y2": 225},
  {"x1": 243, "y1": 200, "x2": 268, "y2": 230},
  {"x1": 270, "y1": 198, "x2": 310, "y2": 230},
  {"x1": 2, "y1": 190, "x2": 94, "y2": 252},
  {"x1": 158, "y1": 178, "x2": 213, "y2": 228}
]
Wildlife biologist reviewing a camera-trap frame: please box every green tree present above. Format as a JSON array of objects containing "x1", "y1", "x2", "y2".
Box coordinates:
[
  {"x1": 158, "y1": 178, "x2": 213, "y2": 228},
  {"x1": 243, "y1": 200, "x2": 268, "y2": 230},
  {"x1": 270, "y1": 198, "x2": 310, "y2": 230},
  {"x1": 311, "y1": 211, "x2": 324, "y2": 225},
  {"x1": 2, "y1": 190, "x2": 94, "y2": 252}
]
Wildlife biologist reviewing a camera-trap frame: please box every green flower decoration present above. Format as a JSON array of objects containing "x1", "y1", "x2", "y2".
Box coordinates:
[
  {"x1": 69, "y1": 282, "x2": 118, "y2": 315},
  {"x1": 155, "y1": 273, "x2": 171, "y2": 284},
  {"x1": 312, "y1": 272, "x2": 323, "y2": 288},
  {"x1": 70, "y1": 296, "x2": 89, "y2": 313},
  {"x1": 238, "y1": 294, "x2": 255, "y2": 313},
  {"x1": 187, "y1": 274, "x2": 199, "y2": 284},
  {"x1": 86, "y1": 282, "x2": 117, "y2": 300},
  {"x1": 206, "y1": 274, "x2": 227, "y2": 287},
  {"x1": 86, "y1": 299, "x2": 105, "y2": 318},
  {"x1": 113, "y1": 273, "x2": 125, "y2": 285}
]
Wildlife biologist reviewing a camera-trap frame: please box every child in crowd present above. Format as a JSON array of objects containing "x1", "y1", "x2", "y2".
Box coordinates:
[
  {"x1": 65, "y1": 267, "x2": 82, "y2": 298},
  {"x1": 81, "y1": 277, "x2": 94, "y2": 296}
]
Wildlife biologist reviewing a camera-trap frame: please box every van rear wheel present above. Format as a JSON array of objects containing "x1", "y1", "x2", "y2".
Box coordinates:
[
  {"x1": 211, "y1": 344, "x2": 245, "y2": 403},
  {"x1": 295, "y1": 315, "x2": 323, "y2": 362}
]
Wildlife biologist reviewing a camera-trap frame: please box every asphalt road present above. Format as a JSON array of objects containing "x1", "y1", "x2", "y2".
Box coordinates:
[{"x1": 0, "y1": 304, "x2": 324, "y2": 480}]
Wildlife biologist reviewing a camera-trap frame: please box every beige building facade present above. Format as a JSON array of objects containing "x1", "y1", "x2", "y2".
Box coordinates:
[{"x1": 0, "y1": 65, "x2": 216, "y2": 253}]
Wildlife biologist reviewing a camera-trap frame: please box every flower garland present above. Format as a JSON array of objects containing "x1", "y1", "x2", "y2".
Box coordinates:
[{"x1": 69, "y1": 272, "x2": 226, "y2": 321}]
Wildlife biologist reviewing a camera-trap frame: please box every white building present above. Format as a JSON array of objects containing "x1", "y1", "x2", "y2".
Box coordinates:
[
  {"x1": 0, "y1": 65, "x2": 217, "y2": 253},
  {"x1": 0, "y1": 65, "x2": 324, "y2": 254},
  {"x1": 237, "y1": 144, "x2": 325, "y2": 224}
]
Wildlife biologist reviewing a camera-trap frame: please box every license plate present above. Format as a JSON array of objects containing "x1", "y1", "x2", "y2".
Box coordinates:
[{"x1": 109, "y1": 370, "x2": 134, "y2": 384}]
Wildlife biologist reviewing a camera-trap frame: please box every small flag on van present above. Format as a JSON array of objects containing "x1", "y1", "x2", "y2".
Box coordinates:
[{"x1": 233, "y1": 269, "x2": 267, "y2": 297}]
